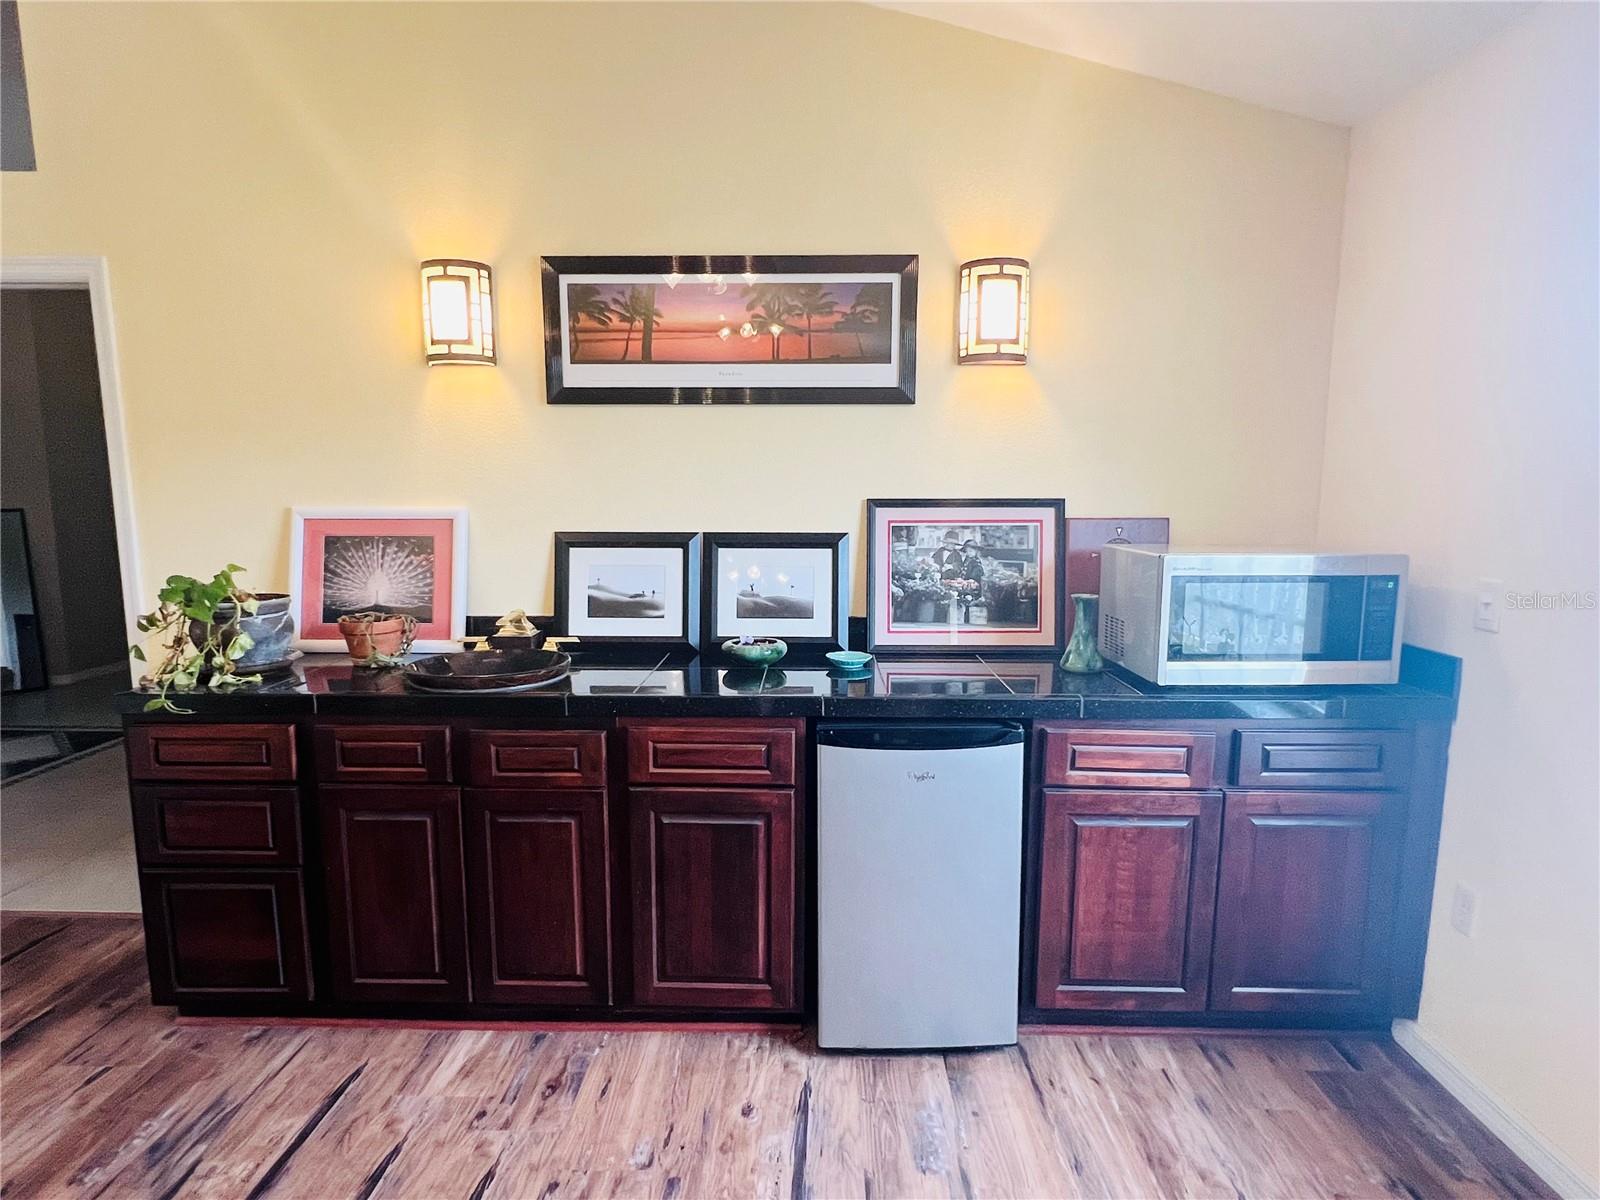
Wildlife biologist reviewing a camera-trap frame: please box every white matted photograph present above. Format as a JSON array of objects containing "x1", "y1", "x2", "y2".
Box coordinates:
[
  {"x1": 703, "y1": 533, "x2": 849, "y2": 650},
  {"x1": 555, "y1": 533, "x2": 701, "y2": 648}
]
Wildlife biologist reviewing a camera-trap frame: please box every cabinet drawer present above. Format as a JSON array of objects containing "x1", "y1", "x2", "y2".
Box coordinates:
[
  {"x1": 139, "y1": 869, "x2": 312, "y2": 1004},
  {"x1": 1234, "y1": 730, "x2": 1411, "y2": 790},
  {"x1": 468, "y1": 730, "x2": 606, "y2": 789},
  {"x1": 127, "y1": 723, "x2": 296, "y2": 783},
  {"x1": 625, "y1": 721, "x2": 798, "y2": 787},
  {"x1": 1039, "y1": 727, "x2": 1215, "y2": 789},
  {"x1": 132, "y1": 786, "x2": 301, "y2": 866},
  {"x1": 315, "y1": 724, "x2": 451, "y2": 784}
]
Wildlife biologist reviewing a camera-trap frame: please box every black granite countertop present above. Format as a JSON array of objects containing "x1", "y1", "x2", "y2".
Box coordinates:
[{"x1": 118, "y1": 645, "x2": 1459, "y2": 723}]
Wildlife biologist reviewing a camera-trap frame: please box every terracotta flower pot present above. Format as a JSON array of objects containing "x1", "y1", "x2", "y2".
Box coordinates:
[{"x1": 338, "y1": 613, "x2": 414, "y2": 664}]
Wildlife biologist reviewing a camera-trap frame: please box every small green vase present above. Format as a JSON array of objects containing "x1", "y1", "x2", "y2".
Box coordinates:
[{"x1": 1061, "y1": 593, "x2": 1104, "y2": 673}]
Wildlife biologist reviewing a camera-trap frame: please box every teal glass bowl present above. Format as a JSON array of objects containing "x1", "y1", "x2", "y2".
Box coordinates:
[
  {"x1": 825, "y1": 650, "x2": 874, "y2": 671},
  {"x1": 721, "y1": 637, "x2": 787, "y2": 665}
]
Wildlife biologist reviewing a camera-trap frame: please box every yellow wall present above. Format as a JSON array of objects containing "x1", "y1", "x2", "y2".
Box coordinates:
[
  {"x1": 1, "y1": 1, "x2": 1348, "y2": 616},
  {"x1": 1319, "y1": 6, "x2": 1599, "y2": 1188}
]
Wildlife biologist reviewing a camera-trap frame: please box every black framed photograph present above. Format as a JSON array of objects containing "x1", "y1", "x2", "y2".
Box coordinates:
[
  {"x1": 866, "y1": 498, "x2": 1066, "y2": 657},
  {"x1": 541, "y1": 255, "x2": 917, "y2": 405},
  {"x1": 702, "y1": 532, "x2": 850, "y2": 652},
  {"x1": 554, "y1": 532, "x2": 702, "y2": 649}
]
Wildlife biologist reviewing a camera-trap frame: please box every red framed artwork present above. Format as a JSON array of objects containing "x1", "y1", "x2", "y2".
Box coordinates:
[{"x1": 289, "y1": 508, "x2": 468, "y2": 652}]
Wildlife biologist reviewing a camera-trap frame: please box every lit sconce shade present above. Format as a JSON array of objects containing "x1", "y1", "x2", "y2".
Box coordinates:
[
  {"x1": 421, "y1": 259, "x2": 496, "y2": 365},
  {"x1": 957, "y1": 257, "x2": 1030, "y2": 364}
]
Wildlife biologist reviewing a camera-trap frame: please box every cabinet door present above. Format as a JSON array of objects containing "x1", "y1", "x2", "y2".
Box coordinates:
[
  {"x1": 629, "y1": 788, "x2": 796, "y2": 1010},
  {"x1": 1035, "y1": 790, "x2": 1221, "y2": 1011},
  {"x1": 1211, "y1": 790, "x2": 1401, "y2": 1014},
  {"x1": 464, "y1": 789, "x2": 610, "y2": 1006},
  {"x1": 321, "y1": 786, "x2": 469, "y2": 1004},
  {"x1": 139, "y1": 869, "x2": 311, "y2": 1004}
]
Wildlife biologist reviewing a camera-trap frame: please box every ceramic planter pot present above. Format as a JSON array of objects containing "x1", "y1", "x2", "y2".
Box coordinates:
[
  {"x1": 189, "y1": 593, "x2": 294, "y2": 669},
  {"x1": 721, "y1": 637, "x2": 787, "y2": 665},
  {"x1": 338, "y1": 613, "x2": 414, "y2": 664}
]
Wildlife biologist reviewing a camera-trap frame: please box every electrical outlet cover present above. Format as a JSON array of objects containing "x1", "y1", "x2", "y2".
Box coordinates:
[{"x1": 1450, "y1": 884, "x2": 1478, "y2": 936}]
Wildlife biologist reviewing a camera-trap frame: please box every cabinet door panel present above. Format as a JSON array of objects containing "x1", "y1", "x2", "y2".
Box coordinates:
[
  {"x1": 629, "y1": 788, "x2": 795, "y2": 1009},
  {"x1": 1211, "y1": 790, "x2": 1401, "y2": 1014},
  {"x1": 139, "y1": 869, "x2": 311, "y2": 1004},
  {"x1": 321, "y1": 786, "x2": 468, "y2": 1003},
  {"x1": 464, "y1": 789, "x2": 610, "y2": 1005},
  {"x1": 1035, "y1": 790, "x2": 1220, "y2": 1011}
]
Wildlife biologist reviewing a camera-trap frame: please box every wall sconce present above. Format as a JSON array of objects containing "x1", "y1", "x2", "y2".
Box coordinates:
[
  {"x1": 421, "y1": 259, "x2": 496, "y2": 365},
  {"x1": 957, "y1": 257, "x2": 1029, "y2": 364}
]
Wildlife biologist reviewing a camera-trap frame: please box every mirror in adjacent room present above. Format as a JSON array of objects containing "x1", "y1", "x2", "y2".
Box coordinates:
[{"x1": 0, "y1": 507, "x2": 47, "y2": 691}]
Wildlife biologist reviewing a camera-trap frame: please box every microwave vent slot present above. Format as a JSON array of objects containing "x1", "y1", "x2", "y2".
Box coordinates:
[{"x1": 1102, "y1": 614, "x2": 1127, "y2": 660}]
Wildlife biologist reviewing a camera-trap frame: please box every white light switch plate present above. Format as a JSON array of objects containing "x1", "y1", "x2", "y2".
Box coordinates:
[{"x1": 1474, "y1": 579, "x2": 1502, "y2": 633}]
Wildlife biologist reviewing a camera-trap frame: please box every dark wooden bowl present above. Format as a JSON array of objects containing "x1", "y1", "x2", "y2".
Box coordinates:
[{"x1": 401, "y1": 648, "x2": 571, "y2": 691}]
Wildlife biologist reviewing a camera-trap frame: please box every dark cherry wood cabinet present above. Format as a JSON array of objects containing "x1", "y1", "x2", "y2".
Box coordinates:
[
  {"x1": 463, "y1": 788, "x2": 610, "y2": 1005},
  {"x1": 628, "y1": 786, "x2": 797, "y2": 1010},
  {"x1": 1035, "y1": 789, "x2": 1222, "y2": 1011},
  {"x1": 139, "y1": 869, "x2": 311, "y2": 1004},
  {"x1": 1209, "y1": 789, "x2": 1402, "y2": 1014},
  {"x1": 320, "y1": 785, "x2": 470, "y2": 1004},
  {"x1": 124, "y1": 712, "x2": 1440, "y2": 1028}
]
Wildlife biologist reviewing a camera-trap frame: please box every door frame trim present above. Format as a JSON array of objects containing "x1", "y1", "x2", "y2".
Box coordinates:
[{"x1": 1, "y1": 255, "x2": 142, "y2": 681}]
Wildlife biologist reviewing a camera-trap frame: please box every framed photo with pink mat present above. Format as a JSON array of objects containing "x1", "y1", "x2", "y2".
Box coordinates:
[
  {"x1": 289, "y1": 508, "x2": 467, "y2": 652},
  {"x1": 866, "y1": 498, "x2": 1065, "y2": 656}
]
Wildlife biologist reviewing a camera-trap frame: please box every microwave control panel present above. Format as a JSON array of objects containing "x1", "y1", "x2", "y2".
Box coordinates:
[{"x1": 1359, "y1": 575, "x2": 1402, "y2": 660}]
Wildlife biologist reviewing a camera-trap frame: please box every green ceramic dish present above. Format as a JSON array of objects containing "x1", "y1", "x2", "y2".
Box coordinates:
[
  {"x1": 721, "y1": 637, "x2": 787, "y2": 665},
  {"x1": 825, "y1": 650, "x2": 874, "y2": 671}
]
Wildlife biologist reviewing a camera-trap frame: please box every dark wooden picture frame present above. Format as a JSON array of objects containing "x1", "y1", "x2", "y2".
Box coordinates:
[
  {"x1": 865, "y1": 498, "x2": 1067, "y2": 658},
  {"x1": 554, "y1": 532, "x2": 702, "y2": 650},
  {"x1": 701, "y1": 532, "x2": 850, "y2": 653},
  {"x1": 541, "y1": 254, "x2": 918, "y2": 405}
]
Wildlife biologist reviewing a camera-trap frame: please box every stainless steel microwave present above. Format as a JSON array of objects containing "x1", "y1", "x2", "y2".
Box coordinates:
[{"x1": 1099, "y1": 547, "x2": 1408, "y2": 686}]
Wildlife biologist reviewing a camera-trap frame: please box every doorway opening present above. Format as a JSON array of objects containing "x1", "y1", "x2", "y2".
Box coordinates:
[{"x1": 1, "y1": 285, "x2": 127, "y2": 733}]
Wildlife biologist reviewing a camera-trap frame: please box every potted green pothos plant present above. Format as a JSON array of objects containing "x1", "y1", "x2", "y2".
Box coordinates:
[{"x1": 130, "y1": 564, "x2": 266, "y2": 714}]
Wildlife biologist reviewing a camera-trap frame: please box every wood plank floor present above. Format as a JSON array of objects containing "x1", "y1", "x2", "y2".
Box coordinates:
[{"x1": 0, "y1": 914, "x2": 1555, "y2": 1200}]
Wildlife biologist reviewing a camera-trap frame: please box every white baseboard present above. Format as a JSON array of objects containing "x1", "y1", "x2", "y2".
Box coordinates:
[{"x1": 1391, "y1": 1019, "x2": 1598, "y2": 1199}]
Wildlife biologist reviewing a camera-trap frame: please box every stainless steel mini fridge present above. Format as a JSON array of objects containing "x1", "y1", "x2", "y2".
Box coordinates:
[{"x1": 816, "y1": 722, "x2": 1025, "y2": 1050}]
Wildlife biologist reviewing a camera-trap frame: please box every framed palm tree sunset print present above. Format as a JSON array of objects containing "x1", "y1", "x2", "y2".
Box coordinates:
[{"x1": 541, "y1": 255, "x2": 917, "y2": 404}]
